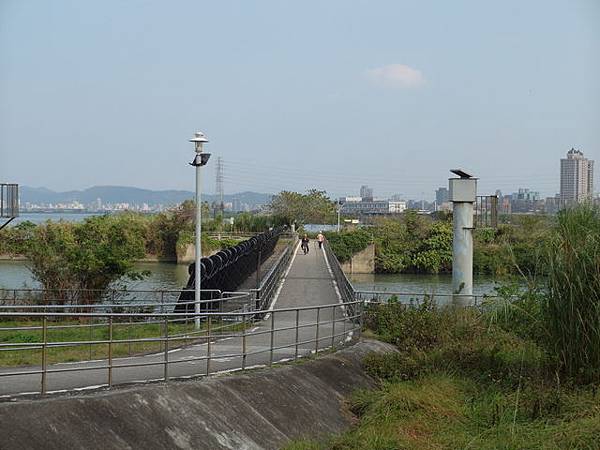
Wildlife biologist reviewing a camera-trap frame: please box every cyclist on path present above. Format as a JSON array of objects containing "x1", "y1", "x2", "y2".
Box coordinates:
[{"x1": 301, "y1": 234, "x2": 310, "y2": 254}]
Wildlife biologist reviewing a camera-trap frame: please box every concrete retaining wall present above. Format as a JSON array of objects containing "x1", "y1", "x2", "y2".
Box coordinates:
[
  {"x1": 341, "y1": 243, "x2": 375, "y2": 274},
  {"x1": 0, "y1": 340, "x2": 396, "y2": 450}
]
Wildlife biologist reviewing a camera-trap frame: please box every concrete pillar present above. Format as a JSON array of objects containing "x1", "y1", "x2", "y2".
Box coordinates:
[
  {"x1": 449, "y1": 171, "x2": 477, "y2": 306},
  {"x1": 452, "y1": 201, "x2": 473, "y2": 303}
]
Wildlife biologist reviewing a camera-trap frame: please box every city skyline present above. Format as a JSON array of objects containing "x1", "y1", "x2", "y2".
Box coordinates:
[
  {"x1": 13, "y1": 144, "x2": 596, "y2": 204},
  {"x1": 1, "y1": 1, "x2": 598, "y2": 199}
]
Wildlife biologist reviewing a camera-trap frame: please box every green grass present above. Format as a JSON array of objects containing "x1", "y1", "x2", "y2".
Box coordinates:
[
  {"x1": 544, "y1": 205, "x2": 600, "y2": 382},
  {"x1": 0, "y1": 318, "x2": 247, "y2": 367},
  {"x1": 287, "y1": 374, "x2": 600, "y2": 450}
]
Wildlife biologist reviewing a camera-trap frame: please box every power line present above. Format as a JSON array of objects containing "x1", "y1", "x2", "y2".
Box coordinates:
[{"x1": 215, "y1": 157, "x2": 224, "y2": 217}]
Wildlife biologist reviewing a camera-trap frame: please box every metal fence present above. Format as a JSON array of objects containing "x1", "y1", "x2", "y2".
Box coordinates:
[
  {"x1": 0, "y1": 297, "x2": 362, "y2": 396},
  {"x1": 475, "y1": 195, "x2": 499, "y2": 228},
  {"x1": 0, "y1": 183, "x2": 19, "y2": 219},
  {"x1": 251, "y1": 238, "x2": 298, "y2": 310},
  {"x1": 0, "y1": 288, "x2": 224, "y2": 309},
  {"x1": 324, "y1": 241, "x2": 356, "y2": 308},
  {"x1": 354, "y1": 290, "x2": 499, "y2": 307}
]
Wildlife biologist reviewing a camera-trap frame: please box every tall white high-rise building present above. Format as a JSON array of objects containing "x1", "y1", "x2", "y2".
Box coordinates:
[{"x1": 560, "y1": 148, "x2": 594, "y2": 204}]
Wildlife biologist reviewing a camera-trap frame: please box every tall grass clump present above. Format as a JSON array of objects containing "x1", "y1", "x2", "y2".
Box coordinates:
[{"x1": 544, "y1": 204, "x2": 600, "y2": 382}]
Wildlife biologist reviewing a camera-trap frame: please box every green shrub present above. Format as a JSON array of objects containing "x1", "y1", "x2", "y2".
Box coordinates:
[
  {"x1": 325, "y1": 229, "x2": 372, "y2": 262},
  {"x1": 364, "y1": 299, "x2": 460, "y2": 353}
]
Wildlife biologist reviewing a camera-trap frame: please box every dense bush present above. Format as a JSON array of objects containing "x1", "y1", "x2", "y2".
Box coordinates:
[
  {"x1": 355, "y1": 212, "x2": 552, "y2": 276},
  {"x1": 325, "y1": 229, "x2": 372, "y2": 262},
  {"x1": 24, "y1": 215, "x2": 147, "y2": 303},
  {"x1": 370, "y1": 213, "x2": 453, "y2": 274},
  {"x1": 364, "y1": 300, "x2": 550, "y2": 386},
  {"x1": 0, "y1": 220, "x2": 36, "y2": 255}
]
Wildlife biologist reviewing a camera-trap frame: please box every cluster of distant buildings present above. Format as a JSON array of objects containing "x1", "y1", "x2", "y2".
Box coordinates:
[
  {"x1": 436, "y1": 149, "x2": 595, "y2": 215},
  {"x1": 340, "y1": 149, "x2": 595, "y2": 218},
  {"x1": 22, "y1": 198, "x2": 168, "y2": 213},
  {"x1": 22, "y1": 198, "x2": 264, "y2": 215},
  {"x1": 337, "y1": 185, "x2": 408, "y2": 216}
]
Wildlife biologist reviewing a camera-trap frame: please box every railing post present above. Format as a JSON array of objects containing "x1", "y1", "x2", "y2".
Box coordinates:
[
  {"x1": 294, "y1": 309, "x2": 300, "y2": 361},
  {"x1": 242, "y1": 313, "x2": 247, "y2": 370},
  {"x1": 89, "y1": 315, "x2": 93, "y2": 360},
  {"x1": 108, "y1": 315, "x2": 113, "y2": 387},
  {"x1": 41, "y1": 315, "x2": 47, "y2": 395},
  {"x1": 206, "y1": 316, "x2": 212, "y2": 376},
  {"x1": 256, "y1": 249, "x2": 262, "y2": 290},
  {"x1": 314, "y1": 307, "x2": 320, "y2": 356},
  {"x1": 269, "y1": 311, "x2": 275, "y2": 367},
  {"x1": 128, "y1": 316, "x2": 132, "y2": 356},
  {"x1": 160, "y1": 292, "x2": 165, "y2": 352},
  {"x1": 163, "y1": 315, "x2": 169, "y2": 382},
  {"x1": 342, "y1": 304, "x2": 347, "y2": 344},
  {"x1": 357, "y1": 301, "x2": 363, "y2": 340},
  {"x1": 331, "y1": 305, "x2": 336, "y2": 349}
]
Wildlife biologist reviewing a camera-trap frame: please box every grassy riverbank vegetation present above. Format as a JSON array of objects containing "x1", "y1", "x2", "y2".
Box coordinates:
[
  {"x1": 325, "y1": 210, "x2": 553, "y2": 276},
  {"x1": 289, "y1": 205, "x2": 600, "y2": 449}
]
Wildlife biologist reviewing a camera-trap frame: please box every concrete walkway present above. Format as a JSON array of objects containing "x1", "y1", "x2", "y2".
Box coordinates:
[{"x1": 0, "y1": 241, "x2": 357, "y2": 397}]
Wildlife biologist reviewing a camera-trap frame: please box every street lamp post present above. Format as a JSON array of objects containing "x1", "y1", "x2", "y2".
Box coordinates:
[
  {"x1": 337, "y1": 200, "x2": 343, "y2": 232},
  {"x1": 189, "y1": 132, "x2": 211, "y2": 329}
]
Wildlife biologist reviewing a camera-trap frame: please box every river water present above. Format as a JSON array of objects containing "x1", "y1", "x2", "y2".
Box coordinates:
[
  {"x1": 0, "y1": 260, "x2": 501, "y2": 295},
  {"x1": 10, "y1": 212, "x2": 108, "y2": 225},
  {"x1": 0, "y1": 261, "x2": 190, "y2": 291}
]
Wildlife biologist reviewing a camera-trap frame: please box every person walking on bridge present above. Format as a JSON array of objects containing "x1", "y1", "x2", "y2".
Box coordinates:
[
  {"x1": 317, "y1": 231, "x2": 325, "y2": 249},
  {"x1": 301, "y1": 234, "x2": 310, "y2": 255}
]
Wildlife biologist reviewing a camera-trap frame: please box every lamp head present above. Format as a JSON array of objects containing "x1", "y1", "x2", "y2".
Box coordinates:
[{"x1": 189, "y1": 131, "x2": 209, "y2": 153}]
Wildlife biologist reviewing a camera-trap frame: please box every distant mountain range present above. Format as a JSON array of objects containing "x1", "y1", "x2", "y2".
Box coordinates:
[{"x1": 20, "y1": 186, "x2": 273, "y2": 207}]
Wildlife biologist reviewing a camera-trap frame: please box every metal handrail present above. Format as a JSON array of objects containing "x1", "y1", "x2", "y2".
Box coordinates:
[
  {"x1": 323, "y1": 240, "x2": 357, "y2": 312},
  {"x1": 0, "y1": 288, "x2": 224, "y2": 307},
  {"x1": 0, "y1": 299, "x2": 363, "y2": 396},
  {"x1": 251, "y1": 235, "x2": 298, "y2": 310},
  {"x1": 354, "y1": 290, "x2": 506, "y2": 306}
]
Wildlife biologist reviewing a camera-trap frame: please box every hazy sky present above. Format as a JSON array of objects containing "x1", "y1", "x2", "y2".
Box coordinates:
[{"x1": 1, "y1": 0, "x2": 598, "y2": 200}]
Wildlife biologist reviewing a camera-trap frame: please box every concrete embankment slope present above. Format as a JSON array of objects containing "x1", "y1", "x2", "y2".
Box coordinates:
[{"x1": 0, "y1": 340, "x2": 396, "y2": 450}]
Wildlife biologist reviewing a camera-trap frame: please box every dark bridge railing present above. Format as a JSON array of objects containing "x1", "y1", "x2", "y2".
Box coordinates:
[
  {"x1": 175, "y1": 226, "x2": 287, "y2": 312},
  {"x1": 251, "y1": 236, "x2": 297, "y2": 311},
  {"x1": 324, "y1": 241, "x2": 356, "y2": 304}
]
